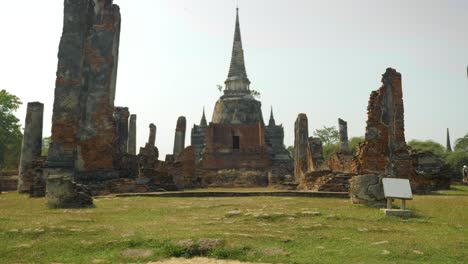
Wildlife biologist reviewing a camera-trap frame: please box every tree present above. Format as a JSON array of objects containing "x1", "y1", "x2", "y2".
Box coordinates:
[
  {"x1": 454, "y1": 133, "x2": 468, "y2": 152},
  {"x1": 323, "y1": 143, "x2": 339, "y2": 161},
  {"x1": 408, "y1": 139, "x2": 446, "y2": 157},
  {"x1": 216, "y1": 84, "x2": 223, "y2": 95},
  {"x1": 287, "y1": 146, "x2": 294, "y2": 159},
  {"x1": 249, "y1": 89, "x2": 261, "y2": 98},
  {"x1": 348, "y1": 136, "x2": 364, "y2": 154},
  {"x1": 42, "y1": 136, "x2": 51, "y2": 156},
  {"x1": 0, "y1": 89, "x2": 23, "y2": 170},
  {"x1": 446, "y1": 150, "x2": 468, "y2": 180},
  {"x1": 313, "y1": 126, "x2": 339, "y2": 145}
]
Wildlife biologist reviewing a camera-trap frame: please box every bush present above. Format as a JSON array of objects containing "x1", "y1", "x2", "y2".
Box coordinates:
[
  {"x1": 445, "y1": 151, "x2": 468, "y2": 180},
  {"x1": 323, "y1": 143, "x2": 339, "y2": 161},
  {"x1": 348, "y1": 136, "x2": 364, "y2": 154},
  {"x1": 408, "y1": 140, "x2": 447, "y2": 157}
]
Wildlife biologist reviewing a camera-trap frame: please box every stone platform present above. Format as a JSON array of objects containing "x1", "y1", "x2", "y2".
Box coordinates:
[
  {"x1": 381, "y1": 209, "x2": 413, "y2": 218},
  {"x1": 98, "y1": 190, "x2": 349, "y2": 198}
]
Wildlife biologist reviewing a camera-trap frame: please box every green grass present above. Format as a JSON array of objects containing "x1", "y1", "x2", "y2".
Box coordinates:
[{"x1": 0, "y1": 186, "x2": 467, "y2": 263}]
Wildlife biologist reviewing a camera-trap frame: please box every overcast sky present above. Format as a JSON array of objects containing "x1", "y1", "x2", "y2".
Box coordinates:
[{"x1": 1, "y1": 0, "x2": 468, "y2": 156}]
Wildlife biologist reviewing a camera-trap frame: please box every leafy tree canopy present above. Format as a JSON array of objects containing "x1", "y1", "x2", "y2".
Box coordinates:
[
  {"x1": 0, "y1": 89, "x2": 23, "y2": 169},
  {"x1": 287, "y1": 146, "x2": 294, "y2": 159},
  {"x1": 313, "y1": 126, "x2": 339, "y2": 145},
  {"x1": 348, "y1": 136, "x2": 364, "y2": 154},
  {"x1": 454, "y1": 133, "x2": 468, "y2": 152},
  {"x1": 408, "y1": 139, "x2": 446, "y2": 157}
]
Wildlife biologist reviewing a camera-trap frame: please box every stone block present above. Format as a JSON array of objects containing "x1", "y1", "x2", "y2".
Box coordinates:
[
  {"x1": 381, "y1": 209, "x2": 413, "y2": 218},
  {"x1": 350, "y1": 174, "x2": 386, "y2": 207}
]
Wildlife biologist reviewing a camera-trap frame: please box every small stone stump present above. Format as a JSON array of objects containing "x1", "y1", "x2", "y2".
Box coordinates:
[
  {"x1": 46, "y1": 175, "x2": 93, "y2": 208},
  {"x1": 349, "y1": 174, "x2": 386, "y2": 207}
]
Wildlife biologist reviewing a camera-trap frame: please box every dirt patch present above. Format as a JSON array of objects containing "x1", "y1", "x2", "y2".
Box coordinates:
[
  {"x1": 147, "y1": 257, "x2": 270, "y2": 264},
  {"x1": 121, "y1": 249, "x2": 153, "y2": 258}
]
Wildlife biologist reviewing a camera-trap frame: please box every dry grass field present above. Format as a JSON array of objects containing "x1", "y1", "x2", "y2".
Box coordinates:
[{"x1": 0, "y1": 186, "x2": 466, "y2": 263}]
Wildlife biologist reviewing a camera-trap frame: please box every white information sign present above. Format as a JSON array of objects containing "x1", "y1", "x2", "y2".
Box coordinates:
[{"x1": 382, "y1": 178, "x2": 413, "y2": 200}]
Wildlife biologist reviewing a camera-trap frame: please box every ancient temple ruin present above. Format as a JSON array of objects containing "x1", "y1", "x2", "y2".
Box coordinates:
[
  {"x1": 10, "y1": 2, "x2": 451, "y2": 202},
  {"x1": 46, "y1": 0, "x2": 122, "y2": 183},
  {"x1": 184, "y1": 8, "x2": 293, "y2": 186},
  {"x1": 293, "y1": 68, "x2": 451, "y2": 197}
]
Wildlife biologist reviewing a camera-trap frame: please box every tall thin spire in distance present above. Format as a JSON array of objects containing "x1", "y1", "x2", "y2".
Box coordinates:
[
  {"x1": 268, "y1": 106, "x2": 276, "y2": 126},
  {"x1": 447, "y1": 128, "x2": 452, "y2": 152},
  {"x1": 200, "y1": 107, "x2": 207, "y2": 127},
  {"x1": 225, "y1": 8, "x2": 250, "y2": 92}
]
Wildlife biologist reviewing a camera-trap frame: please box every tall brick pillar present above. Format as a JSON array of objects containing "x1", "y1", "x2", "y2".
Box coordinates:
[
  {"x1": 47, "y1": 0, "x2": 91, "y2": 168},
  {"x1": 148, "y1": 123, "x2": 156, "y2": 147},
  {"x1": 75, "y1": 1, "x2": 121, "y2": 175},
  {"x1": 128, "y1": 114, "x2": 137, "y2": 155},
  {"x1": 338, "y1": 118, "x2": 349, "y2": 152},
  {"x1": 114, "y1": 107, "x2": 129, "y2": 154},
  {"x1": 18, "y1": 102, "x2": 44, "y2": 193},
  {"x1": 294, "y1": 113, "x2": 309, "y2": 182},
  {"x1": 173, "y1": 117, "x2": 187, "y2": 157}
]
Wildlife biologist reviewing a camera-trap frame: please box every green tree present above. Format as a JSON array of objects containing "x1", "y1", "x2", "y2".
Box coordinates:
[
  {"x1": 0, "y1": 89, "x2": 23, "y2": 170},
  {"x1": 287, "y1": 145, "x2": 294, "y2": 159},
  {"x1": 249, "y1": 89, "x2": 261, "y2": 98},
  {"x1": 348, "y1": 136, "x2": 364, "y2": 154},
  {"x1": 446, "y1": 150, "x2": 468, "y2": 180},
  {"x1": 323, "y1": 143, "x2": 339, "y2": 161},
  {"x1": 313, "y1": 126, "x2": 339, "y2": 145},
  {"x1": 42, "y1": 136, "x2": 51, "y2": 156},
  {"x1": 408, "y1": 139, "x2": 446, "y2": 157},
  {"x1": 454, "y1": 133, "x2": 468, "y2": 152}
]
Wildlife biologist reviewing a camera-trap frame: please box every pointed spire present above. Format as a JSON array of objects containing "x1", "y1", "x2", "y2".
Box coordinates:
[
  {"x1": 268, "y1": 106, "x2": 276, "y2": 126},
  {"x1": 447, "y1": 128, "x2": 452, "y2": 152},
  {"x1": 225, "y1": 8, "x2": 250, "y2": 92},
  {"x1": 200, "y1": 107, "x2": 207, "y2": 127}
]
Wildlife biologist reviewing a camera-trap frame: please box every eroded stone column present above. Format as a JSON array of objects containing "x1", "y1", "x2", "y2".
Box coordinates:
[
  {"x1": 294, "y1": 113, "x2": 309, "y2": 182},
  {"x1": 307, "y1": 137, "x2": 324, "y2": 170},
  {"x1": 128, "y1": 114, "x2": 137, "y2": 155},
  {"x1": 75, "y1": 1, "x2": 121, "y2": 175},
  {"x1": 354, "y1": 68, "x2": 413, "y2": 177},
  {"x1": 18, "y1": 102, "x2": 44, "y2": 193},
  {"x1": 148, "y1": 123, "x2": 156, "y2": 147},
  {"x1": 47, "y1": 0, "x2": 91, "y2": 168},
  {"x1": 173, "y1": 117, "x2": 187, "y2": 157},
  {"x1": 114, "y1": 107, "x2": 129, "y2": 154},
  {"x1": 338, "y1": 118, "x2": 349, "y2": 152}
]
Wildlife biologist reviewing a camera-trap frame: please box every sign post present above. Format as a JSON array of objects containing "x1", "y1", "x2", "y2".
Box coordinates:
[{"x1": 381, "y1": 178, "x2": 413, "y2": 217}]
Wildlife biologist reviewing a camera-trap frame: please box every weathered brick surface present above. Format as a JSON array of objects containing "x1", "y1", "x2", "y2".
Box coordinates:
[
  {"x1": 127, "y1": 114, "x2": 137, "y2": 155},
  {"x1": 353, "y1": 68, "x2": 413, "y2": 178},
  {"x1": 0, "y1": 171, "x2": 18, "y2": 192},
  {"x1": 173, "y1": 117, "x2": 186, "y2": 158},
  {"x1": 47, "y1": 0, "x2": 122, "y2": 180},
  {"x1": 410, "y1": 150, "x2": 451, "y2": 193},
  {"x1": 114, "y1": 107, "x2": 129, "y2": 155},
  {"x1": 191, "y1": 110, "x2": 207, "y2": 163},
  {"x1": 328, "y1": 152, "x2": 354, "y2": 173},
  {"x1": 48, "y1": 0, "x2": 90, "y2": 165},
  {"x1": 18, "y1": 102, "x2": 44, "y2": 193},
  {"x1": 148, "y1": 123, "x2": 156, "y2": 147},
  {"x1": 76, "y1": 1, "x2": 121, "y2": 173},
  {"x1": 307, "y1": 137, "x2": 325, "y2": 171},
  {"x1": 338, "y1": 118, "x2": 349, "y2": 152},
  {"x1": 202, "y1": 123, "x2": 271, "y2": 170},
  {"x1": 294, "y1": 114, "x2": 309, "y2": 182}
]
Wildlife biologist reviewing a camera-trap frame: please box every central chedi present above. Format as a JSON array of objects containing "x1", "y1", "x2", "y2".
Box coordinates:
[
  {"x1": 188, "y1": 8, "x2": 293, "y2": 187},
  {"x1": 211, "y1": 9, "x2": 263, "y2": 125}
]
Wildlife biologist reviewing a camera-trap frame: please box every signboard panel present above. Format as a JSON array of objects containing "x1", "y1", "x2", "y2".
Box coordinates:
[{"x1": 382, "y1": 178, "x2": 413, "y2": 200}]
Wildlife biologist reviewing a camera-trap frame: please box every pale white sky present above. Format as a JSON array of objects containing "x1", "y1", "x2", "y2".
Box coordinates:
[{"x1": 1, "y1": 0, "x2": 467, "y2": 157}]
